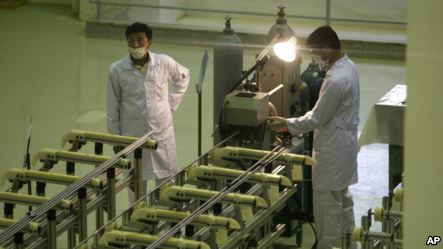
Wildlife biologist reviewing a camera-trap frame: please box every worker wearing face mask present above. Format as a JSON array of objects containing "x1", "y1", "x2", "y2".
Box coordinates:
[
  {"x1": 107, "y1": 22, "x2": 190, "y2": 202},
  {"x1": 268, "y1": 25, "x2": 359, "y2": 249}
]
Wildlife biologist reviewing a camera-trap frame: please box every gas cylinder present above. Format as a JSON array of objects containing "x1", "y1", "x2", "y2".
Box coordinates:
[
  {"x1": 267, "y1": 5, "x2": 296, "y2": 42},
  {"x1": 213, "y1": 15, "x2": 243, "y2": 144},
  {"x1": 262, "y1": 5, "x2": 301, "y2": 118}
]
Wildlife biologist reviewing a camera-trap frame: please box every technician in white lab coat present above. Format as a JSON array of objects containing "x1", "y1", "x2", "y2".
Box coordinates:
[
  {"x1": 269, "y1": 26, "x2": 359, "y2": 249},
  {"x1": 107, "y1": 22, "x2": 190, "y2": 200}
]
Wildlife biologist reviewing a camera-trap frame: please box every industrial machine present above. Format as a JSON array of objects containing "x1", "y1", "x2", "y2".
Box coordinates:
[
  {"x1": 0, "y1": 129, "x2": 314, "y2": 249},
  {"x1": 214, "y1": 7, "x2": 327, "y2": 239}
]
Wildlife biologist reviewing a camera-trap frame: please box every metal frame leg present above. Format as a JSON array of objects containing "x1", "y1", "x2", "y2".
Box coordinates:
[
  {"x1": 134, "y1": 148, "x2": 144, "y2": 201},
  {"x1": 107, "y1": 167, "x2": 116, "y2": 220},
  {"x1": 78, "y1": 188, "x2": 87, "y2": 241},
  {"x1": 47, "y1": 209, "x2": 57, "y2": 249},
  {"x1": 14, "y1": 232, "x2": 23, "y2": 249},
  {"x1": 66, "y1": 161, "x2": 77, "y2": 248},
  {"x1": 94, "y1": 143, "x2": 105, "y2": 232}
]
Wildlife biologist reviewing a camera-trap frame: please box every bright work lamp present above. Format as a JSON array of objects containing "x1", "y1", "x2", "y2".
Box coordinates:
[
  {"x1": 273, "y1": 37, "x2": 298, "y2": 62},
  {"x1": 228, "y1": 35, "x2": 298, "y2": 93}
]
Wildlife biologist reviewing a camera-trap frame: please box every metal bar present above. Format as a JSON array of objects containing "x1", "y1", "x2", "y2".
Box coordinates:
[
  {"x1": 196, "y1": 50, "x2": 208, "y2": 160},
  {"x1": 13, "y1": 232, "x2": 23, "y2": 249},
  {"x1": 94, "y1": 142, "x2": 103, "y2": 155},
  {"x1": 74, "y1": 131, "x2": 238, "y2": 249},
  {"x1": 134, "y1": 148, "x2": 144, "y2": 201},
  {"x1": 106, "y1": 167, "x2": 116, "y2": 220},
  {"x1": 47, "y1": 209, "x2": 57, "y2": 249},
  {"x1": 198, "y1": 92, "x2": 202, "y2": 159},
  {"x1": 267, "y1": 84, "x2": 284, "y2": 97},
  {"x1": 67, "y1": 143, "x2": 80, "y2": 249},
  {"x1": 94, "y1": 142, "x2": 105, "y2": 235},
  {"x1": 67, "y1": 229, "x2": 76, "y2": 249},
  {"x1": 0, "y1": 131, "x2": 154, "y2": 244},
  {"x1": 147, "y1": 146, "x2": 287, "y2": 249},
  {"x1": 89, "y1": 0, "x2": 407, "y2": 25},
  {"x1": 66, "y1": 161, "x2": 75, "y2": 175},
  {"x1": 96, "y1": 202, "x2": 104, "y2": 230},
  {"x1": 78, "y1": 188, "x2": 87, "y2": 241},
  {"x1": 96, "y1": 0, "x2": 101, "y2": 20},
  {"x1": 4, "y1": 203, "x2": 14, "y2": 219},
  {"x1": 22, "y1": 116, "x2": 33, "y2": 213},
  {"x1": 326, "y1": 0, "x2": 331, "y2": 25},
  {"x1": 229, "y1": 55, "x2": 270, "y2": 94}
]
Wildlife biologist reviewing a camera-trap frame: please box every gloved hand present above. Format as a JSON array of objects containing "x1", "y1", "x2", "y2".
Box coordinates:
[
  {"x1": 113, "y1": 145, "x2": 125, "y2": 154},
  {"x1": 268, "y1": 116, "x2": 289, "y2": 132}
]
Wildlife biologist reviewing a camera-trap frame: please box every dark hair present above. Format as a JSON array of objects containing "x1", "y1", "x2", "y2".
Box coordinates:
[
  {"x1": 306, "y1": 25, "x2": 341, "y2": 50},
  {"x1": 125, "y1": 22, "x2": 153, "y2": 40}
]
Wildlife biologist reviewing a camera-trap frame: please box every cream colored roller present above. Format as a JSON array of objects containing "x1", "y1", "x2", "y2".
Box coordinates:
[
  {"x1": 32, "y1": 149, "x2": 130, "y2": 169},
  {"x1": 160, "y1": 186, "x2": 267, "y2": 208},
  {"x1": 99, "y1": 230, "x2": 210, "y2": 249},
  {"x1": 374, "y1": 207, "x2": 403, "y2": 222},
  {"x1": 187, "y1": 165, "x2": 292, "y2": 187},
  {"x1": 0, "y1": 218, "x2": 41, "y2": 234},
  {"x1": 210, "y1": 146, "x2": 315, "y2": 166},
  {"x1": 62, "y1": 130, "x2": 158, "y2": 150},
  {"x1": 0, "y1": 192, "x2": 72, "y2": 212},
  {"x1": 394, "y1": 187, "x2": 403, "y2": 202},
  {"x1": 130, "y1": 208, "x2": 241, "y2": 230},
  {"x1": 352, "y1": 227, "x2": 363, "y2": 242},
  {"x1": 1, "y1": 168, "x2": 103, "y2": 189}
]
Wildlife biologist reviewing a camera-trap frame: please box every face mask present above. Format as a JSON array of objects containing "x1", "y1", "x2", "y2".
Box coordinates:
[
  {"x1": 128, "y1": 46, "x2": 147, "y2": 59},
  {"x1": 312, "y1": 55, "x2": 329, "y2": 66}
]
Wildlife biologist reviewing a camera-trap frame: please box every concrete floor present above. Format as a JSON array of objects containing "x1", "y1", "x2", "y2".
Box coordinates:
[{"x1": 0, "y1": 4, "x2": 405, "y2": 248}]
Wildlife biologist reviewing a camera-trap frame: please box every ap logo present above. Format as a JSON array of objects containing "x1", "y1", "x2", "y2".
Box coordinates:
[{"x1": 426, "y1": 236, "x2": 441, "y2": 246}]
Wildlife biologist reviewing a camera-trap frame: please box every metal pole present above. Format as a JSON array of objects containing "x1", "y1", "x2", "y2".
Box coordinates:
[
  {"x1": 4, "y1": 203, "x2": 14, "y2": 219},
  {"x1": 361, "y1": 216, "x2": 369, "y2": 249},
  {"x1": 13, "y1": 232, "x2": 23, "y2": 249},
  {"x1": 94, "y1": 143, "x2": 104, "y2": 233},
  {"x1": 106, "y1": 167, "x2": 116, "y2": 220},
  {"x1": 36, "y1": 161, "x2": 52, "y2": 197},
  {"x1": 47, "y1": 209, "x2": 57, "y2": 249},
  {"x1": 198, "y1": 92, "x2": 202, "y2": 159},
  {"x1": 67, "y1": 228, "x2": 76, "y2": 249},
  {"x1": 326, "y1": 0, "x2": 331, "y2": 25},
  {"x1": 66, "y1": 161, "x2": 75, "y2": 175},
  {"x1": 66, "y1": 159, "x2": 77, "y2": 248},
  {"x1": 382, "y1": 197, "x2": 390, "y2": 233},
  {"x1": 96, "y1": 0, "x2": 101, "y2": 20},
  {"x1": 134, "y1": 148, "x2": 144, "y2": 201},
  {"x1": 78, "y1": 188, "x2": 88, "y2": 241},
  {"x1": 67, "y1": 158, "x2": 76, "y2": 249},
  {"x1": 22, "y1": 116, "x2": 33, "y2": 213},
  {"x1": 196, "y1": 50, "x2": 208, "y2": 161}
]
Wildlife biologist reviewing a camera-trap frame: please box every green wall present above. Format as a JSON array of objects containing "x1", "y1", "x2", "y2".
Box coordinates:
[{"x1": 405, "y1": 0, "x2": 443, "y2": 248}]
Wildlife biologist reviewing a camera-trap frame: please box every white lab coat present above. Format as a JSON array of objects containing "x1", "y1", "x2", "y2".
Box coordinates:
[
  {"x1": 107, "y1": 52, "x2": 190, "y2": 180},
  {"x1": 287, "y1": 54, "x2": 359, "y2": 191}
]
